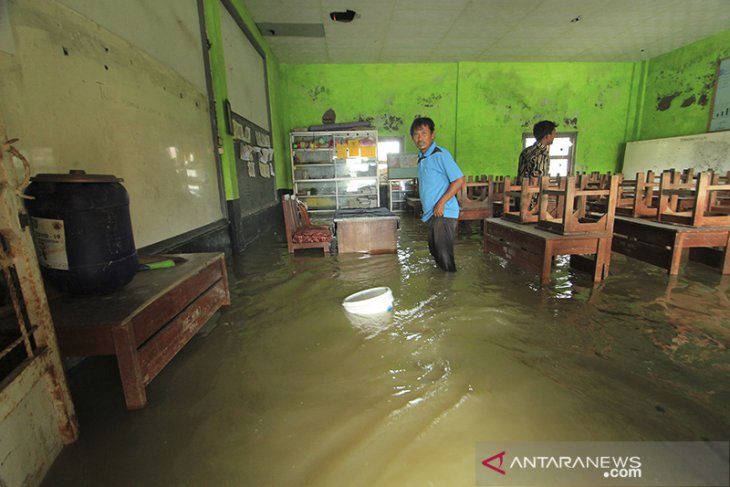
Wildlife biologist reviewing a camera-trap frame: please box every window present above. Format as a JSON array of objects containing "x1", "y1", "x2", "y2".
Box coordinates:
[
  {"x1": 522, "y1": 133, "x2": 577, "y2": 177},
  {"x1": 377, "y1": 136, "x2": 404, "y2": 184},
  {"x1": 377, "y1": 137, "x2": 404, "y2": 162}
]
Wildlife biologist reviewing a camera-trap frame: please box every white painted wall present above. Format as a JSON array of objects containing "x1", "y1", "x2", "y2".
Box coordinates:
[{"x1": 0, "y1": 0, "x2": 223, "y2": 248}]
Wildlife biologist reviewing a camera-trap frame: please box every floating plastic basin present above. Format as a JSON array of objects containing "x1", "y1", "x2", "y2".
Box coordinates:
[{"x1": 342, "y1": 287, "x2": 393, "y2": 315}]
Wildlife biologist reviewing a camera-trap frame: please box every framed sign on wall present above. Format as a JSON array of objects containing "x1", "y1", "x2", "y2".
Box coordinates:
[{"x1": 709, "y1": 56, "x2": 730, "y2": 132}]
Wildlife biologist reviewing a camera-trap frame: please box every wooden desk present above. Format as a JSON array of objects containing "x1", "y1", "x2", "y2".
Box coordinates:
[
  {"x1": 48, "y1": 252, "x2": 230, "y2": 410},
  {"x1": 484, "y1": 218, "x2": 612, "y2": 285},
  {"x1": 612, "y1": 216, "x2": 730, "y2": 275},
  {"x1": 334, "y1": 208, "x2": 399, "y2": 253}
]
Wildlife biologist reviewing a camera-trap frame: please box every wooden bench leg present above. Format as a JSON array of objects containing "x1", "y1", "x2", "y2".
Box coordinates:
[
  {"x1": 112, "y1": 324, "x2": 147, "y2": 410},
  {"x1": 724, "y1": 233, "x2": 730, "y2": 275},
  {"x1": 541, "y1": 241, "x2": 553, "y2": 285},
  {"x1": 594, "y1": 237, "x2": 611, "y2": 283},
  {"x1": 669, "y1": 233, "x2": 686, "y2": 275}
]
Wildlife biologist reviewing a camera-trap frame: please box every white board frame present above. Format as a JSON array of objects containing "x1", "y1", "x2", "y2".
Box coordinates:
[
  {"x1": 622, "y1": 130, "x2": 730, "y2": 176},
  {"x1": 709, "y1": 56, "x2": 730, "y2": 132}
]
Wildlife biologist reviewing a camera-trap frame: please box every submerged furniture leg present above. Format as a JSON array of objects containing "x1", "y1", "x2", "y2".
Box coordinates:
[
  {"x1": 112, "y1": 324, "x2": 146, "y2": 409},
  {"x1": 594, "y1": 237, "x2": 610, "y2": 283},
  {"x1": 669, "y1": 233, "x2": 686, "y2": 276},
  {"x1": 541, "y1": 240, "x2": 553, "y2": 285}
]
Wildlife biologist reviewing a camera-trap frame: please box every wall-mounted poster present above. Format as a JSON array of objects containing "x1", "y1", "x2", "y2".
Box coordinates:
[{"x1": 709, "y1": 56, "x2": 730, "y2": 132}]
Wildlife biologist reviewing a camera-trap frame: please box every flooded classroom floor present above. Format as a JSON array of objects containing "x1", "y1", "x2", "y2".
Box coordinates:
[{"x1": 43, "y1": 214, "x2": 730, "y2": 487}]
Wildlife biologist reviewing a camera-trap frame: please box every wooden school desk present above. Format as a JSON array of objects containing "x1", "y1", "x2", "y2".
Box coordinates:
[
  {"x1": 484, "y1": 218, "x2": 612, "y2": 285},
  {"x1": 612, "y1": 216, "x2": 730, "y2": 275}
]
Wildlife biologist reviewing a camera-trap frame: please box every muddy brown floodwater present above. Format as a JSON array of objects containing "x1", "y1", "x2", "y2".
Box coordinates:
[{"x1": 44, "y1": 216, "x2": 730, "y2": 487}]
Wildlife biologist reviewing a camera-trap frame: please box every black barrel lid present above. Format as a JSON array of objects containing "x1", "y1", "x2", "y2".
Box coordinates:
[{"x1": 30, "y1": 170, "x2": 123, "y2": 183}]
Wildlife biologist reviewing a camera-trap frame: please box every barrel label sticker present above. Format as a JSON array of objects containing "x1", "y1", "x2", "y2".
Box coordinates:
[{"x1": 30, "y1": 217, "x2": 69, "y2": 270}]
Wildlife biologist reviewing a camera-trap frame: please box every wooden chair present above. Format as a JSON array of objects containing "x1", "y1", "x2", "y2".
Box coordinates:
[
  {"x1": 616, "y1": 171, "x2": 660, "y2": 218},
  {"x1": 538, "y1": 175, "x2": 619, "y2": 235},
  {"x1": 709, "y1": 170, "x2": 730, "y2": 213},
  {"x1": 489, "y1": 175, "x2": 506, "y2": 217},
  {"x1": 502, "y1": 176, "x2": 541, "y2": 223},
  {"x1": 578, "y1": 172, "x2": 612, "y2": 212},
  {"x1": 658, "y1": 171, "x2": 730, "y2": 227},
  {"x1": 656, "y1": 168, "x2": 697, "y2": 222},
  {"x1": 282, "y1": 194, "x2": 332, "y2": 254},
  {"x1": 457, "y1": 175, "x2": 491, "y2": 221}
]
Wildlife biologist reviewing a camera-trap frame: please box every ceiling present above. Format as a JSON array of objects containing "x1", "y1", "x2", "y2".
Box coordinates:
[{"x1": 241, "y1": 0, "x2": 730, "y2": 64}]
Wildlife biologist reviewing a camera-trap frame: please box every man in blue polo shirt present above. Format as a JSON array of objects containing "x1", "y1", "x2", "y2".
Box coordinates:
[{"x1": 410, "y1": 117, "x2": 465, "y2": 272}]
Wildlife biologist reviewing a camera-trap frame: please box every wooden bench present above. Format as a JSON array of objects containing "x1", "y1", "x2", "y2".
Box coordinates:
[
  {"x1": 612, "y1": 215, "x2": 730, "y2": 275},
  {"x1": 48, "y1": 252, "x2": 230, "y2": 409},
  {"x1": 282, "y1": 194, "x2": 332, "y2": 254},
  {"x1": 484, "y1": 218, "x2": 612, "y2": 284}
]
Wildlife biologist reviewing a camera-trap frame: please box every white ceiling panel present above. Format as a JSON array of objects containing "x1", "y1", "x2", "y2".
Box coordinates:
[{"x1": 241, "y1": 0, "x2": 730, "y2": 64}]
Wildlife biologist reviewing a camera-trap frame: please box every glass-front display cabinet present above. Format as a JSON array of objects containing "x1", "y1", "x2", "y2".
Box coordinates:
[
  {"x1": 291, "y1": 130, "x2": 379, "y2": 211},
  {"x1": 388, "y1": 178, "x2": 416, "y2": 212}
]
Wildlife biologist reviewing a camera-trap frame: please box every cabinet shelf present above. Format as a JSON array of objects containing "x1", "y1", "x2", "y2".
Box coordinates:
[
  {"x1": 291, "y1": 130, "x2": 380, "y2": 211},
  {"x1": 388, "y1": 178, "x2": 416, "y2": 212}
]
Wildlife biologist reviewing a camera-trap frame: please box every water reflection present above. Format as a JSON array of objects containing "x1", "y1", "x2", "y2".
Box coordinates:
[{"x1": 344, "y1": 311, "x2": 394, "y2": 339}]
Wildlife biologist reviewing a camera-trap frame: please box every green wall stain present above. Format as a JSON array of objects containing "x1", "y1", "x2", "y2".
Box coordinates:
[
  {"x1": 280, "y1": 63, "x2": 458, "y2": 183},
  {"x1": 639, "y1": 28, "x2": 730, "y2": 140},
  {"x1": 456, "y1": 62, "x2": 637, "y2": 176},
  {"x1": 279, "y1": 61, "x2": 637, "y2": 182}
]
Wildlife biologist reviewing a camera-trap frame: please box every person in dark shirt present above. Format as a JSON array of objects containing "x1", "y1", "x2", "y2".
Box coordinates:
[{"x1": 517, "y1": 120, "x2": 558, "y2": 181}]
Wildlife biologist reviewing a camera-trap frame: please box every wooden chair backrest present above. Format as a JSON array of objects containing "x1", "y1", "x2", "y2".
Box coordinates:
[{"x1": 538, "y1": 174, "x2": 618, "y2": 235}]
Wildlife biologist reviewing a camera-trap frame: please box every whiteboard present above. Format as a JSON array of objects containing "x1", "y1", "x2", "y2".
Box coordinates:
[
  {"x1": 218, "y1": 0, "x2": 277, "y2": 215},
  {"x1": 57, "y1": 0, "x2": 207, "y2": 92},
  {"x1": 709, "y1": 57, "x2": 730, "y2": 132},
  {"x1": 219, "y1": 2, "x2": 269, "y2": 129},
  {"x1": 622, "y1": 131, "x2": 730, "y2": 176},
  {"x1": 0, "y1": 0, "x2": 223, "y2": 248}
]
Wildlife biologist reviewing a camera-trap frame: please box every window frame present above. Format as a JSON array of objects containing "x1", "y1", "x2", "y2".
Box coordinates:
[{"x1": 521, "y1": 132, "x2": 578, "y2": 177}]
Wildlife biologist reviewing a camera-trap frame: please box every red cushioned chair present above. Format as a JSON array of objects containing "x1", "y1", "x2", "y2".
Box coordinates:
[{"x1": 282, "y1": 194, "x2": 332, "y2": 254}]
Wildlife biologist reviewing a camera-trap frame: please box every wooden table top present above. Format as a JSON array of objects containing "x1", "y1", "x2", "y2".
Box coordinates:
[{"x1": 47, "y1": 252, "x2": 224, "y2": 329}]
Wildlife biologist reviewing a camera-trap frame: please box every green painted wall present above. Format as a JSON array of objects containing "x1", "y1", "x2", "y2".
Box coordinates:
[
  {"x1": 276, "y1": 31, "x2": 730, "y2": 188},
  {"x1": 202, "y1": 0, "x2": 287, "y2": 198},
  {"x1": 457, "y1": 62, "x2": 642, "y2": 176},
  {"x1": 639, "y1": 29, "x2": 730, "y2": 140},
  {"x1": 280, "y1": 61, "x2": 642, "y2": 183},
  {"x1": 281, "y1": 62, "x2": 458, "y2": 153}
]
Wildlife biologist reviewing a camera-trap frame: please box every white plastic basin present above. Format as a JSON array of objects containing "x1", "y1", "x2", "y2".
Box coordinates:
[{"x1": 342, "y1": 287, "x2": 393, "y2": 315}]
